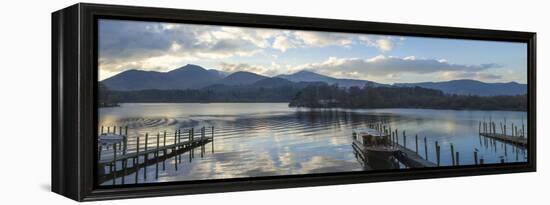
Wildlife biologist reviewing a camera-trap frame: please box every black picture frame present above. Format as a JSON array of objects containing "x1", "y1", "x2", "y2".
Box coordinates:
[{"x1": 52, "y1": 3, "x2": 536, "y2": 201}]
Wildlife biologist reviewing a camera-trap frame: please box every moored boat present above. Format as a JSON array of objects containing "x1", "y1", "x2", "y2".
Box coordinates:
[{"x1": 352, "y1": 128, "x2": 399, "y2": 169}]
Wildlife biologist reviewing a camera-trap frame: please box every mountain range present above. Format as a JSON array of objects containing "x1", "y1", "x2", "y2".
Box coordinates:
[
  {"x1": 102, "y1": 64, "x2": 527, "y2": 96},
  {"x1": 394, "y1": 80, "x2": 527, "y2": 96}
]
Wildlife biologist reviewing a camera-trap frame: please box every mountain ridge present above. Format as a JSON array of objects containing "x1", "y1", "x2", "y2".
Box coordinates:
[{"x1": 101, "y1": 64, "x2": 527, "y2": 96}]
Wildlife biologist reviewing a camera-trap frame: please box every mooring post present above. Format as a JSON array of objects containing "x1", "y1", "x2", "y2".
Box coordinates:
[
  {"x1": 113, "y1": 126, "x2": 117, "y2": 135},
  {"x1": 191, "y1": 127, "x2": 195, "y2": 162},
  {"x1": 178, "y1": 129, "x2": 182, "y2": 145},
  {"x1": 478, "y1": 121, "x2": 481, "y2": 134},
  {"x1": 211, "y1": 126, "x2": 215, "y2": 153},
  {"x1": 101, "y1": 125, "x2": 104, "y2": 134},
  {"x1": 122, "y1": 159, "x2": 127, "y2": 184},
  {"x1": 144, "y1": 133, "x2": 148, "y2": 181},
  {"x1": 119, "y1": 129, "x2": 123, "y2": 150},
  {"x1": 98, "y1": 145, "x2": 102, "y2": 160},
  {"x1": 522, "y1": 123, "x2": 525, "y2": 138},
  {"x1": 174, "y1": 128, "x2": 179, "y2": 169},
  {"x1": 113, "y1": 143, "x2": 117, "y2": 185},
  {"x1": 163, "y1": 130, "x2": 166, "y2": 171},
  {"x1": 450, "y1": 144, "x2": 455, "y2": 166},
  {"x1": 403, "y1": 130, "x2": 406, "y2": 148},
  {"x1": 191, "y1": 128, "x2": 194, "y2": 142},
  {"x1": 424, "y1": 137, "x2": 428, "y2": 160},
  {"x1": 179, "y1": 129, "x2": 183, "y2": 163},
  {"x1": 474, "y1": 151, "x2": 478, "y2": 165},
  {"x1": 155, "y1": 133, "x2": 160, "y2": 179},
  {"x1": 480, "y1": 158, "x2": 484, "y2": 165},
  {"x1": 107, "y1": 126, "x2": 110, "y2": 133},
  {"x1": 435, "y1": 141, "x2": 440, "y2": 166},
  {"x1": 135, "y1": 136, "x2": 140, "y2": 183}
]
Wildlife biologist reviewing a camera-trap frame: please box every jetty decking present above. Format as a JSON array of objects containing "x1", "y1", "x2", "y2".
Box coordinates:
[
  {"x1": 354, "y1": 123, "x2": 495, "y2": 168},
  {"x1": 352, "y1": 124, "x2": 436, "y2": 169},
  {"x1": 394, "y1": 144, "x2": 436, "y2": 168},
  {"x1": 98, "y1": 126, "x2": 215, "y2": 185},
  {"x1": 479, "y1": 133, "x2": 527, "y2": 146},
  {"x1": 479, "y1": 120, "x2": 527, "y2": 146}
]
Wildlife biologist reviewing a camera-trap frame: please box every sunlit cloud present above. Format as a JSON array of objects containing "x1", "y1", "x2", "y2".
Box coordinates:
[
  {"x1": 296, "y1": 55, "x2": 501, "y2": 79},
  {"x1": 99, "y1": 19, "x2": 524, "y2": 83}
]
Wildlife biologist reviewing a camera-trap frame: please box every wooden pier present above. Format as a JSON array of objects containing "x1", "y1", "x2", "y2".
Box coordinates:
[
  {"x1": 479, "y1": 120, "x2": 527, "y2": 146},
  {"x1": 354, "y1": 123, "x2": 490, "y2": 168},
  {"x1": 98, "y1": 126, "x2": 215, "y2": 185},
  {"x1": 353, "y1": 124, "x2": 436, "y2": 169},
  {"x1": 394, "y1": 144, "x2": 436, "y2": 168}
]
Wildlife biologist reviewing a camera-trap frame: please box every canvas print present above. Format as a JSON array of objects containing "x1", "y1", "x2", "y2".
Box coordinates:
[{"x1": 97, "y1": 19, "x2": 528, "y2": 186}]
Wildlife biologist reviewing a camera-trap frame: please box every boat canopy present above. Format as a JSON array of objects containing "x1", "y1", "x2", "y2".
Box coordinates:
[{"x1": 98, "y1": 133, "x2": 126, "y2": 145}]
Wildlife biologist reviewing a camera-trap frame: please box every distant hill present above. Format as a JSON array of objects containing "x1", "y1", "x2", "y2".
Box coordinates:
[
  {"x1": 394, "y1": 79, "x2": 527, "y2": 96},
  {"x1": 276, "y1": 70, "x2": 384, "y2": 88},
  {"x1": 102, "y1": 64, "x2": 527, "y2": 97},
  {"x1": 102, "y1": 64, "x2": 222, "y2": 91},
  {"x1": 214, "y1": 71, "x2": 267, "y2": 86}
]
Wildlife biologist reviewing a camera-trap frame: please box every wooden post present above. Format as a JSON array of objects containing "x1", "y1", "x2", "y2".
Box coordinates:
[
  {"x1": 480, "y1": 158, "x2": 484, "y2": 165},
  {"x1": 163, "y1": 130, "x2": 166, "y2": 171},
  {"x1": 113, "y1": 126, "x2": 117, "y2": 135},
  {"x1": 455, "y1": 152, "x2": 460, "y2": 166},
  {"x1": 155, "y1": 133, "x2": 160, "y2": 179},
  {"x1": 173, "y1": 130, "x2": 178, "y2": 163},
  {"x1": 113, "y1": 143, "x2": 117, "y2": 185},
  {"x1": 450, "y1": 144, "x2": 455, "y2": 166},
  {"x1": 478, "y1": 121, "x2": 481, "y2": 134},
  {"x1": 122, "y1": 159, "x2": 127, "y2": 184},
  {"x1": 144, "y1": 133, "x2": 148, "y2": 181},
  {"x1": 474, "y1": 151, "x2": 478, "y2": 165},
  {"x1": 522, "y1": 123, "x2": 525, "y2": 138},
  {"x1": 107, "y1": 126, "x2": 110, "y2": 133},
  {"x1": 435, "y1": 141, "x2": 440, "y2": 166},
  {"x1": 424, "y1": 137, "x2": 428, "y2": 160},
  {"x1": 98, "y1": 145, "x2": 102, "y2": 160},
  {"x1": 101, "y1": 126, "x2": 104, "y2": 134},
  {"x1": 190, "y1": 128, "x2": 193, "y2": 162},
  {"x1": 403, "y1": 130, "x2": 406, "y2": 148},
  {"x1": 415, "y1": 134, "x2": 418, "y2": 153},
  {"x1": 135, "y1": 136, "x2": 140, "y2": 183},
  {"x1": 212, "y1": 126, "x2": 214, "y2": 153}
]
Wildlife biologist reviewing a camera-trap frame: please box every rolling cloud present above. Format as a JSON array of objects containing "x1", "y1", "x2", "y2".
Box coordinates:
[
  {"x1": 291, "y1": 55, "x2": 502, "y2": 80},
  {"x1": 98, "y1": 19, "x2": 402, "y2": 78}
]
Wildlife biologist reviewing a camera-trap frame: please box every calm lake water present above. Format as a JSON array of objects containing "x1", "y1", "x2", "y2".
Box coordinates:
[{"x1": 98, "y1": 103, "x2": 528, "y2": 185}]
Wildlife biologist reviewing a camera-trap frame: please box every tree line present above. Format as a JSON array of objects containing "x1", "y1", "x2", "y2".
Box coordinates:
[
  {"x1": 289, "y1": 84, "x2": 527, "y2": 111},
  {"x1": 99, "y1": 82, "x2": 527, "y2": 111}
]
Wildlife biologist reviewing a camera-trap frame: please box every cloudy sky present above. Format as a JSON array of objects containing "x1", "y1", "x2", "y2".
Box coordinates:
[{"x1": 98, "y1": 19, "x2": 527, "y2": 84}]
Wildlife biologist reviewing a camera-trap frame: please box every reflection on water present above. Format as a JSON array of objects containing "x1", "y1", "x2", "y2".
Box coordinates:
[{"x1": 99, "y1": 103, "x2": 528, "y2": 185}]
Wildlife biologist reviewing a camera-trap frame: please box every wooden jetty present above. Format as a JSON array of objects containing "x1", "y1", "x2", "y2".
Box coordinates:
[
  {"x1": 354, "y1": 123, "x2": 488, "y2": 168},
  {"x1": 394, "y1": 144, "x2": 436, "y2": 168},
  {"x1": 352, "y1": 125, "x2": 436, "y2": 169},
  {"x1": 98, "y1": 126, "x2": 215, "y2": 185},
  {"x1": 479, "y1": 120, "x2": 527, "y2": 146}
]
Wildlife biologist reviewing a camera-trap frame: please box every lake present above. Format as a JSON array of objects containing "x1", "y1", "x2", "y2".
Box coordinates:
[{"x1": 98, "y1": 103, "x2": 528, "y2": 185}]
